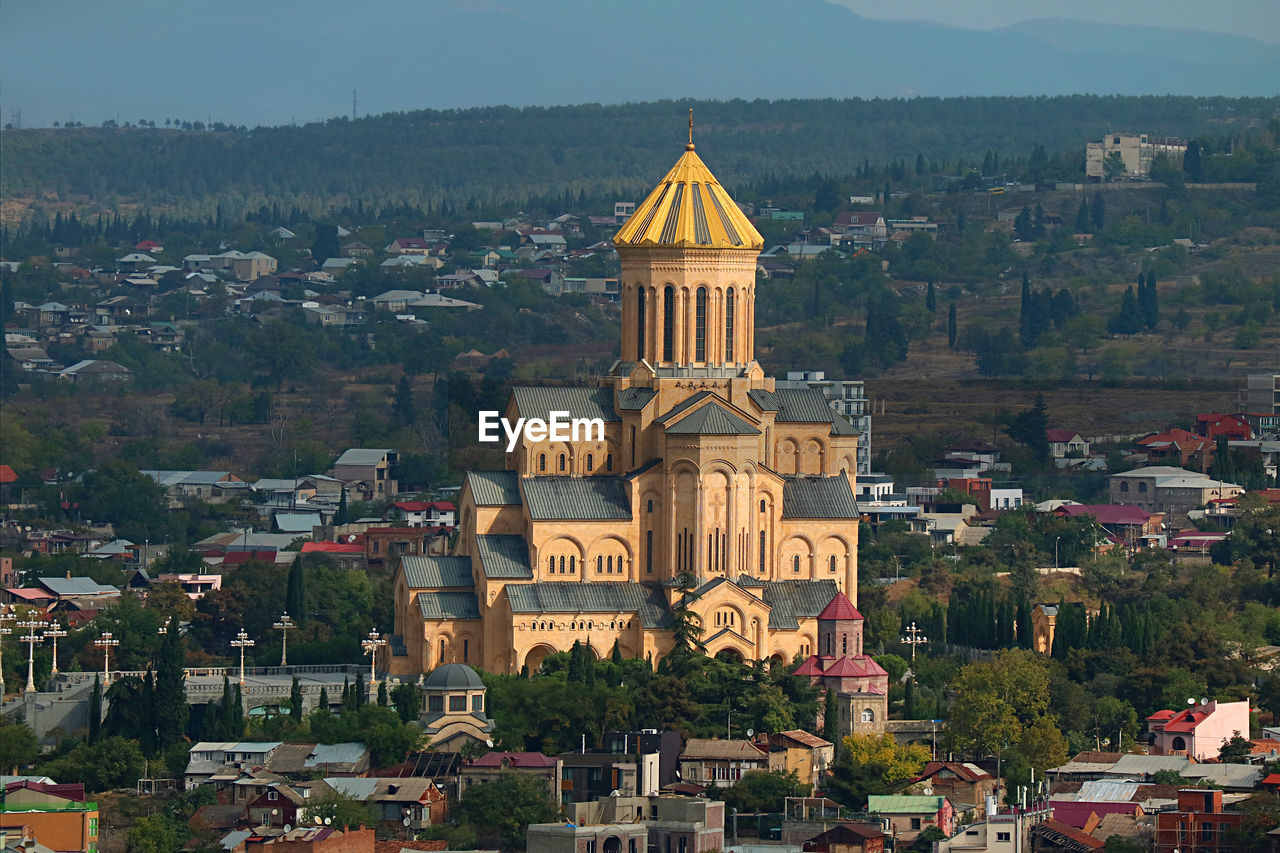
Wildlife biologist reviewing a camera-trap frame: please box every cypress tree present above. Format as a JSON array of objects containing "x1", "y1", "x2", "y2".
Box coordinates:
[
  {"x1": 1075, "y1": 198, "x2": 1091, "y2": 233},
  {"x1": 1015, "y1": 598, "x2": 1031, "y2": 649},
  {"x1": 155, "y1": 618, "x2": 188, "y2": 750},
  {"x1": 142, "y1": 670, "x2": 158, "y2": 756},
  {"x1": 89, "y1": 676, "x2": 102, "y2": 744},
  {"x1": 823, "y1": 689, "x2": 838, "y2": 742},
  {"x1": 377, "y1": 680, "x2": 389, "y2": 707},
  {"x1": 318, "y1": 685, "x2": 329, "y2": 712},
  {"x1": 335, "y1": 489, "x2": 350, "y2": 526},
  {"x1": 948, "y1": 303, "x2": 958, "y2": 349},
  {"x1": 610, "y1": 640, "x2": 623, "y2": 665},
  {"x1": 1019, "y1": 272, "x2": 1034, "y2": 346},
  {"x1": 1091, "y1": 192, "x2": 1106, "y2": 231},
  {"x1": 290, "y1": 676, "x2": 304, "y2": 721},
  {"x1": 926, "y1": 282, "x2": 937, "y2": 313},
  {"x1": 355, "y1": 672, "x2": 366, "y2": 707},
  {"x1": 1143, "y1": 271, "x2": 1159, "y2": 329},
  {"x1": 905, "y1": 676, "x2": 917, "y2": 720},
  {"x1": 286, "y1": 558, "x2": 306, "y2": 626}
]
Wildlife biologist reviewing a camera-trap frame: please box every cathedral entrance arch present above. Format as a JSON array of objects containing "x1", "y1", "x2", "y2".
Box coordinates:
[
  {"x1": 715, "y1": 648, "x2": 746, "y2": 664},
  {"x1": 523, "y1": 644, "x2": 559, "y2": 673}
]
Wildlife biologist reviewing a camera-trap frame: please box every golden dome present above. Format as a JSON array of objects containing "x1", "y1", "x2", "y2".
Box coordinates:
[{"x1": 613, "y1": 144, "x2": 764, "y2": 251}]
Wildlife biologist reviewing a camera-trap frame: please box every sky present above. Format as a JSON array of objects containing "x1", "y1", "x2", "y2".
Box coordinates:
[
  {"x1": 0, "y1": 0, "x2": 1275, "y2": 129},
  {"x1": 831, "y1": 0, "x2": 1280, "y2": 43}
]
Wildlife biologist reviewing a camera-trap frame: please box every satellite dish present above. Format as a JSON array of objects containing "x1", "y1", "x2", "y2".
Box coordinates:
[
  {"x1": 1201, "y1": 698, "x2": 1209, "y2": 705},
  {"x1": 283, "y1": 825, "x2": 292, "y2": 833},
  {"x1": 746, "y1": 728, "x2": 754, "y2": 738},
  {"x1": 272, "y1": 809, "x2": 279, "y2": 816},
  {"x1": 324, "y1": 817, "x2": 332, "y2": 826},
  {"x1": 922, "y1": 787, "x2": 933, "y2": 796},
  {"x1": 404, "y1": 817, "x2": 412, "y2": 827},
  {"x1": 485, "y1": 739, "x2": 494, "y2": 748},
  {"x1": 1187, "y1": 698, "x2": 1196, "y2": 705},
  {"x1": 314, "y1": 816, "x2": 323, "y2": 825}
]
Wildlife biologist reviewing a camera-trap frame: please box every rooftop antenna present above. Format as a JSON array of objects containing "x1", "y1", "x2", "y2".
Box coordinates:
[{"x1": 352, "y1": 89, "x2": 358, "y2": 122}]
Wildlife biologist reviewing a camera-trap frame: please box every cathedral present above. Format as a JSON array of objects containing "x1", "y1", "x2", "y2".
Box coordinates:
[{"x1": 390, "y1": 135, "x2": 886, "y2": 719}]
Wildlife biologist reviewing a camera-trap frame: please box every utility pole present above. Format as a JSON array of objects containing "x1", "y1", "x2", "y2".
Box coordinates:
[{"x1": 352, "y1": 89, "x2": 358, "y2": 121}]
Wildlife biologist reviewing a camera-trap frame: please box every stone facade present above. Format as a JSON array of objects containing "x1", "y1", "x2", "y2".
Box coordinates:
[{"x1": 391, "y1": 141, "x2": 864, "y2": 675}]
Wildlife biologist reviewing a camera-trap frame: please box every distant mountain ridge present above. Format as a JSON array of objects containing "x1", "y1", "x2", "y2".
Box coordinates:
[{"x1": 0, "y1": 0, "x2": 1275, "y2": 129}]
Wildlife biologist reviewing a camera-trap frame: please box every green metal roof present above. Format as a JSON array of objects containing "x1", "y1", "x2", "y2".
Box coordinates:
[
  {"x1": 665, "y1": 401, "x2": 761, "y2": 436},
  {"x1": 401, "y1": 556, "x2": 474, "y2": 589},
  {"x1": 749, "y1": 387, "x2": 859, "y2": 435},
  {"x1": 616, "y1": 388, "x2": 656, "y2": 411},
  {"x1": 475, "y1": 534, "x2": 533, "y2": 579},
  {"x1": 417, "y1": 590, "x2": 480, "y2": 620},
  {"x1": 656, "y1": 391, "x2": 717, "y2": 424},
  {"x1": 466, "y1": 470, "x2": 522, "y2": 506},
  {"x1": 762, "y1": 579, "x2": 839, "y2": 629},
  {"x1": 506, "y1": 582, "x2": 672, "y2": 628},
  {"x1": 511, "y1": 386, "x2": 617, "y2": 422},
  {"x1": 522, "y1": 477, "x2": 632, "y2": 521},
  {"x1": 866, "y1": 795, "x2": 946, "y2": 814},
  {"x1": 782, "y1": 476, "x2": 860, "y2": 519}
]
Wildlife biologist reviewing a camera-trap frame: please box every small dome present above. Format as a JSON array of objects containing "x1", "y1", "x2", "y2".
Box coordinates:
[{"x1": 423, "y1": 662, "x2": 484, "y2": 690}]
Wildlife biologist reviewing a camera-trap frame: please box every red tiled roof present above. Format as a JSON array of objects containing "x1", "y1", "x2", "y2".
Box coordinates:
[
  {"x1": 6, "y1": 588, "x2": 54, "y2": 601},
  {"x1": 1163, "y1": 706, "x2": 1220, "y2": 733},
  {"x1": 301, "y1": 541, "x2": 364, "y2": 554},
  {"x1": 822, "y1": 656, "x2": 887, "y2": 678},
  {"x1": 221, "y1": 550, "x2": 280, "y2": 565},
  {"x1": 0, "y1": 465, "x2": 17, "y2": 484},
  {"x1": 1057, "y1": 504, "x2": 1153, "y2": 526},
  {"x1": 817, "y1": 592, "x2": 863, "y2": 622},
  {"x1": 1037, "y1": 818, "x2": 1105, "y2": 849},
  {"x1": 775, "y1": 730, "x2": 833, "y2": 749},
  {"x1": 1049, "y1": 802, "x2": 1139, "y2": 828},
  {"x1": 914, "y1": 762, "x2": 993, "y2": 783},
  {"x1": 1262, "y1": 773, "x2": 1280, "y2": 786},
  {"x1": 1146, "y1": 710, "x2": 1177, "y2": 721},
  {"x1": 1046, "y1": 429, "x2": 1082, "y2": 442},
  {"x1": 4, "y1": 781, "x2": 87, "y2": 802},
  {"x1": 376, "y1": 842, "x2": 448, "y2": 853},
  {"x1": 793, "y1": 656, "x2": 825, "y2": 676},
  {"x1": 467, "y1": 751, "x2": 558, "y2": 768},
  {"x1": 394, "y1": 501, "x2": 456, "y2": 512}
]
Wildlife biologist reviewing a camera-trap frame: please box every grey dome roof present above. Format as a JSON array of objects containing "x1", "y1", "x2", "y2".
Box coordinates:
[{"x1": 423, "y1": 662, "x2": 484, "y2": 690}]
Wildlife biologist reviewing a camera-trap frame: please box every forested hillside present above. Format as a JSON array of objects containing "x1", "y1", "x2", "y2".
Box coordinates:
[{"x1": 4, "y1": 95, "x2": 1277, "y2": 221}]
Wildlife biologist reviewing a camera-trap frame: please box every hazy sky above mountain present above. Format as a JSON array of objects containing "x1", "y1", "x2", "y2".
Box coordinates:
[
  {"x1": 831, "y1": 0, "x2": 1279, "y2": 43},
  {"x1": 0, "y1": 0, "x2": 1275, "y2": 129}
]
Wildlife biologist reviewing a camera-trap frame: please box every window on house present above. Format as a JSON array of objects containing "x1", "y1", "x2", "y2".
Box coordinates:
[
  {"x1": 463, "y1": 639, "x2": 469, "y2": 662},
  {"x1": 559, "y1": 556, "x2": 566, "y2": 573},
  {"x1": 449, "y1": 694, "x2": 466, "y2": 712},
  {"x1": 910, "y1": 819, "x2": 922, "y2": 831},
  {"x1": 861, "y1": 708, "x2": 874, "y2": 723},
  {"x1": 997, "y1": 833, "x2": 1010, "y2": 842},
  {"x1": 472, "y1": 694, "x2": 483, "y2": 711},
  {"x1": 793, "y1": 555, "x2": 800, "y2": 573},
  {"x1": 559, "y1": 454, "x2": 566, "y2": 472},
  {"x1": 570, "y1": 556, "x2": 576, "y2": 574},
  {"x1": 829, "y1": 555, "x2": 837, "y2": 573},
  {"x1": 587, "y1": 454, "x2": 594, "y2": 472},
  {"x1": 648, "y1": 500, "x2": 654, "y2": 513},
  {"x1": 597, "y1": 556, "x2": 604, "y2": 573},
  {"x1": 539, "y1": 454, "x2": 546, "y2": 472}
]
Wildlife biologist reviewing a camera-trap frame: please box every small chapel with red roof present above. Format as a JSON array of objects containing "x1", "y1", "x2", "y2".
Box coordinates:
[{"x1": 794, "y1": 590, "x2": 890, "y2": 737}]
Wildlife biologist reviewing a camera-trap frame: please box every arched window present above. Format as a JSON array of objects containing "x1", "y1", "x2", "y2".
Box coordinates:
[
  {"x1": 586, "y1": 453, "x2": 594, "y2": 472},
  {"x1": 548, "y1": 556, "x2": 555, "y2": 573},
  {"x1": 1172, "y1": 736, "x2": 1186, "y2": 751},
  {"x1": 636, "y1": 287, "x2": 646, "y2": 361},
  {"x1": 663, "y1": 286, "x2": 674, "y2": 361},
  {"x1": 559, "y1": 556, "x2": 565, "y2": 573},
  {"x1": 607, "y1": 555, "x2": 614, "y2": 574},
  {"x1": 759, "y1": 531, "x2": 766, "y2": 573},
  {"x1": 793, "y1": 555, "x2": 801, "y2": 573},
  {"x1": 597, "y1": 556, "x2": 603, "y2": 573},
  {"x1": 860, "y1": 708, "x2": 875, "y2": 723},
  {"x1": 559, "y1": 454, "x2": 566, "y2": 473},
  {"x1": 725, "y1": 287, "x2": 735, "y2": 362},
  {"x1": 695, "y1": 287, "x2": 707, "y2": 362},
  {"x1": 1120, "y1": 481, "x2": 1129, "y2": 493},
  {"x1": 538, "y1": 454, "x2": 546, "y2": 472},
  {"x1": 606, "y1": 454, "x2": 613, "y2": 472},
  {"x1": 830, "y1": 555, "x2": 837, "y2": 573},
  {"x1": 439, "y1": 638, "x2": 446, "y2": 663},
  {"x1": 647, "y1": 500, "x2": 654, "y2": 513},
  {"x1": 646, "y1": 530, "x2": 653, "y2": 574},
  {"x1": 760, "y1": 499, "x2": 766, "y2": 513},
  {"x1": 1138, "y1": 482, "x2": 1148, "y2": 493},
  {"x1": 569, "y1": 556, "x2": 575, "y2": 574},
  {"x1": 842, "y1": 635, "x2": 848, "y2": 655}
]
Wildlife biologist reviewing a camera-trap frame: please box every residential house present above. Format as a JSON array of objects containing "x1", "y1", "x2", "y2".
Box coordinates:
[
  {"x1": 302, "y1": 305, "x2": 367, "y2": 328},
  {"x1": 530, "y1": 795, "x2": 724, "y2": 853},
  {"x1": 1085, "y1": 133, "x2": 1186, "y2": 181},
  {"x1": 116, "y1": 252, "x2": 157, "y2": 271},
  {"x1": 761, "y1": 730, "x2": 834, "y2": 790},
  {"x1": 1146, "y1": 700, "x2": 1251, "y2": 761},
  {"x1": 559, "y1": 752, "x2": 641, "y2": 806},
  {"x1": 1053, "y1": 504, "x2": 1165, "y2": 547},
  {"x1": 332, "y1": 449, "x2": 398, "y2": 499},
  {"x1": 1242, "y1": 374, "x2": 1280, "y2": 415},
  {"x1": 460, "y1": 752, "x2": 561, "y2": 805},
  {"x1": 833, "y1": 212, "x2": 888, "y2": 248},
  {"x1": 231, "y1": 252, "x2": 277, "y2": 282},
  {"x1": 155, "y1": 573, "x2": 222, "y2": 599},
  {"x1": 1047, "y1": 430, "x2": 1090, "y2": 459},
  {"x1": 1030, "y1": 819, "x2": 1105, "y2": 853},
  {"x1": 1154, "y1": 789, "x2": 1242, "y2": 853},
  {"x1": 385, "y1": 238, "x2": 433, "y2": 255},
  {"x1": 0, "y1": 781, "x2": 99, "y2": 853},
  {"x1": 320, "y1": 258, "x2": 359, "y2": 275},
  {"x1": 34, "y1": 577, "x2": 120, "y2": 607},
  {"x1": 186, "y1": 742, "x2": 284, "y2": 790},
  {"x1": 341, "y1": 242, "x2": 374, "y2": 258},
  {"x1": 601, "y1": 730, "x2": 683, "y2": 794},
  {"x1": 245, "y1": 781, "x2": 331, "y2": 829},
  {"x1": 908, "y1": 762, "x2": 998, "y2": 810},
  {"x1": 802, "y1": 822, "x2": 886, "y2": 853},
  {"x1": 678, "y1": 739, "x2": 768, "y2": 788},
  {"x1": 241, "y1": 825, "x2": 376, "y2": 851},
  {"x1": 323, "y1": 777, "x2": 447, "y2": 830},
  {"x1": 1137, "y1": 429, "x2": 1214, "y2": 470},
  {"x1": 1109, "y1": 466, "x2": 1242, "y2": 515},
  {"x1": 865, "y1": 795, "x2": 954, "y2": 842},
  {"x1": 57, "y1": 360, "x2": 134, "y2": 383},
  {"x1": 935, "y1": 803, "x2": 1053, "y2": 853},
  {"x1": 1196, "y1": 414, "x2": 1252, "y2": 442},
  {"x1": 388, "y1": 501, "x2": 456, "y2": 530},
  {"x1": 299, "y1": 542, "x2": 367, "y2": 571}
]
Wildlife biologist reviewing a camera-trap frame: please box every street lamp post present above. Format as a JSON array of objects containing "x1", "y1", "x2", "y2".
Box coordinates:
[
  {"x1": 17, "y1": 618, "x2": 47, "y2": 693},
  {"x1": 0, "y1": 606, "x2": 16, "y2": 696},
  {"x1": 362, "y1": 630, "x2": 387, "y2": 698},
  {"x1": 43, "y1": 624, "x2": 67, "y2": 675},
  {"x1": 1054, "y1": 536, "x2": 1061, "y2": 570},
  {"x1": 273, "y1": 613, "x2": 296, "y2": 667},
  {"x1": 95, "y1": 631, "x2": 119, "y2": 685},
  {"x1": 901, "y1": 621, "x2": 928, "y2": 664},
  {"x1": 230, "y1": 629, "x2": 255, "y2": 686}
]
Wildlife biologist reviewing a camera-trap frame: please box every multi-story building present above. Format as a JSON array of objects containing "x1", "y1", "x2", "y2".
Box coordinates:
[
  {"x1": 1145, "y1": 700, "x2": 1251, "y2": 761},
  {"x1": 1085, "y1": 133, "x2": 1186, "y2": 180},
  {"x1": 332, "y1": 448, "x2": 399, "y2": 499},
  {"x1": 1154, "y1": 789, "x2": 1242, "y2": 853},
  {"x1": 776, "y1": 371, "x2": 870, "y2": 475},
  {"x1": 679, "y1": 739, "x2": 769, "y2": 788},
  {"x1": 391, "y1": 137, "x2": 864, "y2": 676},
  {"x1": 1243, "y1": 373, "x2": 1280, "y2": 415},
  {"x1": 0, "y1": 781, "x2": 99, "y2": 853}
]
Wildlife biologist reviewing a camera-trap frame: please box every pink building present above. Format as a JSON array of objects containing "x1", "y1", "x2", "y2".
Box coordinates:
[{"x1": 1146, "y1": 700, "x2": 1250, "y2": 761}]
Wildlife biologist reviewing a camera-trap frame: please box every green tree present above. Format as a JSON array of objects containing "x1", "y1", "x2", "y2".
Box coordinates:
[
  {"x1": 290, "y1": 676, "x2": 304, "y2": 722},
  {"x1": 124, "y1": 815, "x2": 182, "y2": 853},
  {"x1": 456, "y1": 772, "x2": 557, "y2": 851},
  {"x1": 311, "y1": 224, "x2": 341, "y2": 262},
  {"x1": 89, "y1": 676, "x2": 102, "y2": 743},
  {"x1": 286, "y1": 558, "x2": 306, "y2": 626},
  {"x1": 307, "y1": 790, "x2": 378, "y2": 830},
  {"x1": 1091, "y1": 192, "x2": 1106, "y2": 231},
  {"x1": 947, "y1": 303, "x2": 957, "y2": 349},
  {"x1": 948, "y1": 650, "x2": 1051, "y2": 757},
  {"x1": 721, "y1": 769, "x2": 812, "y2": 813},
  {"x1": 1183, "y1": 141, "x2": 1203, "y2": 182},
  {"x1": 823, "y1": 689, "x2": 838, "y2": 742},
  {"x1": 1103, "y1": 151, "x2": 1127, "y2": 181},
  {"x1": 392, "y1": 374, "x2": 417, "y2": 429},
  {"x1": 392, "y1": 682, "x2": 422, "y2": 723},
  {"x1": 1005, "y1": 393, "x2": 1049, "y2": 463},
  {"x1": 0, "y1": 721, "x2": 39, "y2": 773},
  {"x1": 155, "y1": 618, "x2": 188, "y2": 750}
]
